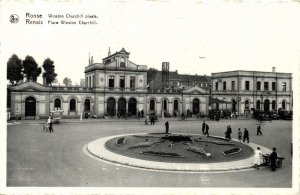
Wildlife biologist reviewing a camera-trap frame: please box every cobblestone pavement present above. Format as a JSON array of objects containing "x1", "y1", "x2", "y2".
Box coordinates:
[{"x1": 7, "y1": 118, "x2": 293, "y2": 188}]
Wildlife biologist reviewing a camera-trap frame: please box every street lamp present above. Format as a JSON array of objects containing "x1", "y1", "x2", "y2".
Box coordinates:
[
  {"x1": 79, "y1": 87, "x2": 83, "y2": 122},
  {"x1": 182, "y1": 86, "x2": 185, "y2": 116}
]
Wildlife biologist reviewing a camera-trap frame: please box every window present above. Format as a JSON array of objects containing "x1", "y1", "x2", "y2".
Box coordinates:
[
  {"x1": 89, "y1": 76, "x2": 91, "y2": 87},
  {"x1": 150, "y1": 100, "x2": 155, "y2": 110},
  {"x1": 119, "y1": 76, "x2": 125, "y2": 89},
  {"x1": 256, "y1": 100, "x2": 261, "y2": 110},
  {"x1": 174, "y1": 100, "x2": 179, "y2": 111},
  {"x1": 223, "y1": 81, "x2": 226, "y2": 90},
  {"x1": 245, "y1": 81, "x2": 250, "y2": 91},
  {"x1": 54, "y1": 98, "x2": 61, "y2": 110},
  {"x1": 282, "y1": 82, "x2": 286, "y2": 91},
  {"x1": 282, "y1": 101, "x2": 286, "y2": 109},
  {"x1": 215, "y1": 82, "x2": 218, "y2": 91},
  {"x1": 256, "y1": 81, "x2": 261, "y2": 91},
  {"x1": 231, "y1": 81, "x2": 235, "y2": 90},
  {"x1": 272, "y1": 82, "x2": 276, "y2": 91},
  {"x1": 245, "y1": 100, "x2": 249, "y2": 110},
  {"x1": 92, "y1": 75, "x2": 95, "y2": 87},
  {"x1": 130, "y1": 76, "x2": 135, "y2": 90},
  {"x1": 109, "y1": 76, "x2": 114, "y2": 88},
  {"x1": 264, "y1": 82, "x2": 269, "y2": 91},
  {"x1": 120, "y1": 57, "x2": 125, "y2": 67},
  {"x1": 70, "y1": 99, "x2": 76, "y2": 111}
]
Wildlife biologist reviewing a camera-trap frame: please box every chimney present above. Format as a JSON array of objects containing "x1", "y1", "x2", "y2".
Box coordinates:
[
  {"x1": 272, "y1": 67, "x2": 276, "y2": 72},
  {"x1": 108, "y1": 47, "x2": 111, "y2": 56}
]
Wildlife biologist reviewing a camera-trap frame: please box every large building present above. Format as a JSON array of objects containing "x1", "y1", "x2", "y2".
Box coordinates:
[
  {"x1": 149, "y1": 69, "x2": 211, "y2": 92},
  {"x1": 210, "y1": 68, "x2": 293, "y2": 115},
  {"x1": 8, "y1": 48, "x2": 209, "y2": 119}
]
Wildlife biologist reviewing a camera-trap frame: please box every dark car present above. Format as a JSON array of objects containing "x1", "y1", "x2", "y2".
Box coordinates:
[
  {"x1": 271, "y1": 113, "x2": 279, "y2": 120},
  {"x1": 279, "y1": 110, "x2": 293, "y2": 120}
]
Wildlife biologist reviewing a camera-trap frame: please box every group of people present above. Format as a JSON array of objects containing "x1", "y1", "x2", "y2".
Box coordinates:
[
  {"x1": 44, "y1": 115, "x2": 54, "y2": 132},
  {"x1": 223, "y1": 125, "x2": 249, "y2": 143},
  {"x1": 254, "y1": 147, "x2": 278, "y2": 171},
  {"x1": 145, "y1": 114, "x2": 157, "y2": 125}
]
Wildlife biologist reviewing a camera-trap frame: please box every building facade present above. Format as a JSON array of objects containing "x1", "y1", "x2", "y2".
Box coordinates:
[
  {"x1": 8, "y1": 48, "x2": 209, "y2": 119},
  {"x1": 211, "y1": 69, "x2": 293, "y2": 115}
]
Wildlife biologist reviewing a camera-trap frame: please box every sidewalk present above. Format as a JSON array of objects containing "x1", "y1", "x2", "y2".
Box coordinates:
[{"x1": 7, "y1": 115, "x2": 254, "y2": 124}]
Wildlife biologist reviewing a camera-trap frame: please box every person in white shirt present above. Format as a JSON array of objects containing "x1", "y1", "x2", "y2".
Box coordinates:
[{"x1": 254, "y1": 147, "x2": 262, "y2": 169}]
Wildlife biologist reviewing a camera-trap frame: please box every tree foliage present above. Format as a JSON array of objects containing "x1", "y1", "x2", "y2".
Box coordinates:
[
  {"x1": 63, "y1": 77, "x2": 72, "y2": 86},
  {"x1": 147, "y1": 68, "x2": 158, "y2": 84},
  {"x1": 7, "y1": 54, "x2": 23, "y2": 85},
  {"x1": 42, "y1": 58, "x2": 57, "y2": 86},
  {"x1": 23, "y1": 55, "x2": 41, "y2": 82}
]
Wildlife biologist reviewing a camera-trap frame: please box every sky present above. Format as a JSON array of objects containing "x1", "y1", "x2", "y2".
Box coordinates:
[{"x1": 1, "y1": 0, "x2": 300, "y2": 85}]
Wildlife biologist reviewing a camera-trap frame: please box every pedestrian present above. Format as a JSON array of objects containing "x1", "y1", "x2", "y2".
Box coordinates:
[
  {"x1": 270, "y1": 147, "x2": 278, "y2": 171},
  {"x1": 141, "y1": 110, "x2": 144, "y2": 118},
  {"x1": 227, "y1": 125, "x2": 232, "y2": 140},
  {"x1": 254, "y1": 147, "x2": 262, "y2": 169},
  {"x1": 238, "y1": 128, "x2": 242, "y2": 142},
  {"x1": 145, "y1": 114, "x2": 149, "y2": 125},
  {"x1": 243, "y1": 128, "x2": 249, "y2": 143},
  {"x1": 257, "y1": 124, "x2": 262, "y2": 135},
  {"x1": 165, "y1": 121, "x2": 169, "y2": 134},
  {"x1": 47, "y1": 115, "x2": 53, "y2": 133},
  {"x1": 205, "y1": 123, "x2": 209, "y2": 137},
  {"x1": 202, "y1": 121, "x2": 206, "y2": 135}
]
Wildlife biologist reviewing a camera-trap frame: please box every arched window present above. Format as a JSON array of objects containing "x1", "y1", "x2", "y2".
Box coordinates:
[
  {"x1": 84, "y1": 99, "x2": 90, "y2": 111},
  {"x1": 256, "y1": 100, "x2": 261, "y2": 110},
  {"x1": 70, "y1": 99, "x2": 76, "y2": 111},
  {"x1": 150, "y1": 99, "x2": 155, "y2": 111},
  {"x1": 282, "y1": 100, "x2": 286, "y2": 110},
  {"x1": 245, "y1": 100, "x2": 249, "y2": 110},
  {"x1": 174, "y1": 100, "x2": 179, "y2": 111},
  {"x1": 272, "y1": 100, "x2": 276, "y2": 110},
  {"x1": 54, "y1": 98, "x2": 61, "y2": 110}
]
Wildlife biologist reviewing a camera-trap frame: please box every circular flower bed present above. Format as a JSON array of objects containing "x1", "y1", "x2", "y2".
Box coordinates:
[{"x1": 104, "y1": 133, "x2": 254, "y2": 163}]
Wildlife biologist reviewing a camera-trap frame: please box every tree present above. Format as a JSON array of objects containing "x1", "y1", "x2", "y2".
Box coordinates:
[
  {"x1": 63, "y1": 77, "x2": 72, "y2": 86},
  {"x1": 7, "y1": 54, "x2": 23, "y2": 85},
  {"x1": 147, "y1": 68, "x2": 158, "y2": 84},
  {"x1": 23, "y1": 55, "x2": 41, "y2": 82},
  {"x1": 42, "y1": 58, "x2": 57, "y2": 86}
]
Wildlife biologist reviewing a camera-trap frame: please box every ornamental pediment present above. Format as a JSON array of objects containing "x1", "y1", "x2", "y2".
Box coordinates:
[
  {"x1": 9, "y1": 81, "x2": 50, "y2": 92},
  {"x1": 185, "y1": 86, "x2": 207, "y2": 94}
]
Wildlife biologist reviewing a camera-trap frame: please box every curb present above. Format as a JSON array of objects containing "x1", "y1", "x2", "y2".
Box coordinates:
[{"x1": 85, "y1": 133, "x2": 272, "y2": 173}]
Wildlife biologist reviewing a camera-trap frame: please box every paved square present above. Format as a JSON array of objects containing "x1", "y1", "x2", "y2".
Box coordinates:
[{"x1": 7, "y1": 118, "x2": 292, "y2": 187}]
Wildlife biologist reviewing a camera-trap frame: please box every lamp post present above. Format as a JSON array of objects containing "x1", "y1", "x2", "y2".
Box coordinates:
[
  {"x1": 161, "y1": 88, "x2": 164, "y2": 120},
  {"x1": 79, "y1": 87, "x2": 83, "y2": 122},
  {"x1": 182, "y1": 86, "x2": 185, "y2": 116}
]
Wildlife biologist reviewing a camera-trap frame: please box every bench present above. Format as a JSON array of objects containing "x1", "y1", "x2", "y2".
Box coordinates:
[{"x1": 262, "y1": 154, "x2": 285, "y2": 168}]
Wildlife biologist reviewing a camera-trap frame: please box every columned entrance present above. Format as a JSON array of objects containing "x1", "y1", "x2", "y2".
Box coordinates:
[
  {"x1": 264, "y1": 99, "x2": 270, "y2": 112},
  {"x1": 128, "y1": 98, "x2": 137, "y2": 116},
  {"x1": 25, "y1": 96, "x2": 36, "y2": 117},
  {"x1": 118, "y1": 98, "x2": 126, "y2": 116},
  {"x1": 107, "y1": 98, "x2": 116, "y2": 116},
  {"x1": 192, "y1": 98, "x2": 200, "y2": 114}
]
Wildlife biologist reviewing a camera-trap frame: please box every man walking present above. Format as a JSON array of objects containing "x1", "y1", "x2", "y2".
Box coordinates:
[
  {"x1": 270, "y1": 147, "x2": 278, "y2": 171},
  {"x1": 205, "y1": 122, "x2": 210, "y2": 137},
  {"x1": 243, "y1": 128, "x2": 249, "y2": 143},
  {"x1": 165, "y1": 121, "x2": 169, "y2": 134},
  {"x1": 257, "y1": 124, "x2": 262, "y2": 135},
  {"x1": 202, "y1": 121, "x2": 206, "y2": 135}
]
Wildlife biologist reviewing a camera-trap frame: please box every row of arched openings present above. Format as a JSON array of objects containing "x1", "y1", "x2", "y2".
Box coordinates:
[{"x1": 24, "y1": 97, "x2": 92, "y2": 116}]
